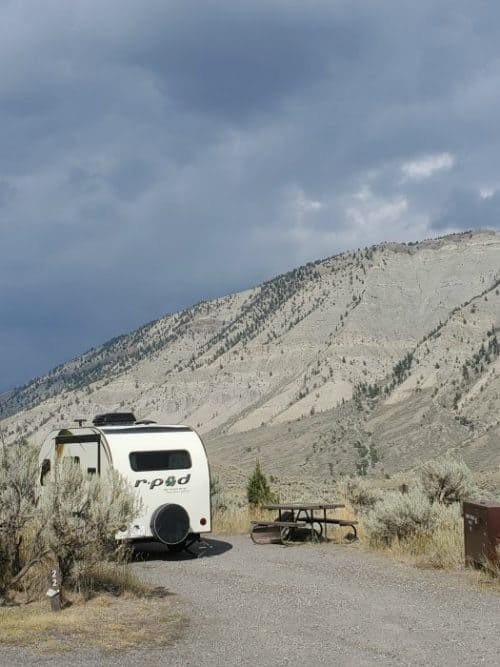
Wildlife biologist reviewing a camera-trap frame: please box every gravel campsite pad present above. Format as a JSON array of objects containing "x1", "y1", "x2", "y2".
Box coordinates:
[{"x1": 1, "y1": 535, "x2": 499, "y2": 666}]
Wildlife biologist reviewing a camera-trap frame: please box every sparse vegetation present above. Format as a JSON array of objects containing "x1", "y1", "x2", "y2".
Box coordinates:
[
  {"x1": 3, "y1": 231, "x2": 500, "y2": 524},
  {"x1": 356, "y1": 454, "x2": 496, "y2": 576},
  {"x1": 353, "y1": 441, "x2": 380, "y2": 475},
  {"x1": 340, "y1": 476, "x2": 383, "y2": 511},
  {"x1": 0, "y1": 440, "x2": 140, "y2": 603}
]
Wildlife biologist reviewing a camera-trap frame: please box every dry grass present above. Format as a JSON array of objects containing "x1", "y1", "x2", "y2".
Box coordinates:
[
  {"x1": 477, "y1": 560, "x2": 500, "y2": 592},
  {"x1": 366, "y1": 522, "x2": 464, "y2": 570},
  {"x1": 0, "y1": 593, "x2": 184, "y2": 653},
  {"x1": 213, "y1": 506, "x2": 276, "y2": 534},
  {"x1": 0, "y1": 560, "x2": 184, "y2": 654},
  {"x1": 212, "y1": 502, "x2": 360, "y2": 543},
  {"x1": 79, "y1": 560, "x2": 151, "y2": 597},
  {"x1": 14, "y1": 557, "x2": 148, "y2": 604}
]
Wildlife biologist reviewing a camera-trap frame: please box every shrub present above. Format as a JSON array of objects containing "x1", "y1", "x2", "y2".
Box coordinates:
[
  {"x1": 246, "y1": 460, "x2": 275, "y2": 506},
  {"x1": 210, "y1": 472, "x2": 227, "y2": 512},
  {"x1": 373, "y1": 502, "x2": 464, "y2": 569},
  {"x1": 0, "y1": 441, "x2": 139, "y2": 599},
  {"x1": 0, "y1": 441, "x2": 46, "y2": 601},
  {"x1": 38, "y1": 461, "x2": 140, "y2": 595},
  {"x1": 341, "y1": 476, "x2": 383, "y2": 512},
  {"x1": 364, "y1": 487, "x2": 433, "y2": 543},
  {"x1": 418, "y1": 454, "x2": 479, "y2": 505}
]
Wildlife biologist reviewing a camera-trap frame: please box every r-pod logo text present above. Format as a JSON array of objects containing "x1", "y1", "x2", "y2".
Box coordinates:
[{"x1": 135, "y1": 474, "x2": 191, "y2": 490}]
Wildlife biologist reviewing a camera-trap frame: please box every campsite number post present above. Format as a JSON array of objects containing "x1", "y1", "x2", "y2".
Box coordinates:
[{"x1": 46, "y1": 567, "x2": 62, "y2": 612}]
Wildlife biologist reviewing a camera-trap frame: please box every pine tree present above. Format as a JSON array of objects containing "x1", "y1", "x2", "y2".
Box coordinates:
[{"x1": 246, "y1": 459, "x2": 274, "y2": 506}]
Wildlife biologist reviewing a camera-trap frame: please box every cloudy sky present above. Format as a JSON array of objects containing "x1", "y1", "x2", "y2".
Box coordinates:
[{"x1": 1, "y1": 1, "x2": 500, "y2": 391}]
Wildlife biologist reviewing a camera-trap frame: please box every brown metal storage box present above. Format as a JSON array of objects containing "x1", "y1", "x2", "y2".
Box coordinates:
[{"x1": 463, "y1": 500, "x2": 500, "y2": 567}]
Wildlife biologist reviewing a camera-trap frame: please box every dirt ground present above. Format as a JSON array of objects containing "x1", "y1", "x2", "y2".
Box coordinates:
[{"x1": 1, "y1": 535, "x2": 499, "y2": 666}]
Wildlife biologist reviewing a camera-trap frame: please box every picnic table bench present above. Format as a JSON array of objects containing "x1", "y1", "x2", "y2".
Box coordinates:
[
  {"x1": 250, "y1": 502, "x2": 358, "y2": 545},
  {"x1": 250, "y1": 520, "x2": 309, "y2": 545}
]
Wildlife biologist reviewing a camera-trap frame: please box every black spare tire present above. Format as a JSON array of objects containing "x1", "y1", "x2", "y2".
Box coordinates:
[{"x1": 151, "y1": 503, "x2": 190, "y2": 545}]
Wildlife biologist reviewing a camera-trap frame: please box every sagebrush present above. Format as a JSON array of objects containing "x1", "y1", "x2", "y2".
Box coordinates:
[
  {"x1": 0, "y1": 440, "x2": 139, "y2": 602},
  {"x1": 339, "y1": 476, "x2": 383, "y2": 512},
  {"x1": 419, "y1": 454, "x2": 479, "y2": 505},
  {"x1": 39, "y1": 461, "x2": 140, "y2": 595},
  {"x1": 0, "y1": 440, "x2": 45, "y2": 600},
  {"x1": 363, "y1": 487, "x2": 434, "y2": 543}
]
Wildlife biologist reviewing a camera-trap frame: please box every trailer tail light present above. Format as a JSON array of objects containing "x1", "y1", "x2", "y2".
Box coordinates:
[{"x1": 200, "y1": 517, "x2": 207, "y2": 526}]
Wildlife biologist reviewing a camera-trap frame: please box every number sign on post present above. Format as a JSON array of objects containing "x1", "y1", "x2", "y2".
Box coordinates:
[{"x1": 46, "y1": 567, "x2": 62, "y2": 612}]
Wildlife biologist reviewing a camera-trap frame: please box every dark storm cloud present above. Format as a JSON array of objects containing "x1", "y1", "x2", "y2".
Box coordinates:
[
  {"x1": 126, "y1": 2, "x2": 362, "y2": 121},
  {"x1": 432, "y1": 189, "x2": 500, "y2": 231},
  {"x1": 1, "y1": 0, "x2": 500, "y2": 390}
]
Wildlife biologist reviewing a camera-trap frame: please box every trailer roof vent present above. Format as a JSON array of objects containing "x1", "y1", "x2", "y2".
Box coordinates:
[{"x1": 92, "y1": 412, "x2": 136, "y2": 427}]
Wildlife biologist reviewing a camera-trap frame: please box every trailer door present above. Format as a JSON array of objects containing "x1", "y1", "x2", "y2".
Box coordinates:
[{"x1": 54, "y1": 433, "x2": 102, "y2": 475}]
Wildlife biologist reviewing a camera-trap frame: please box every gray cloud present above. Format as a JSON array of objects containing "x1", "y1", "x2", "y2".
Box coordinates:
[
  {"x1": 432, "y1": 188, "x2": 500, "y2": 231},
  {"x1": 1, "y1": 1, "x2": 500, "y2": 390}
]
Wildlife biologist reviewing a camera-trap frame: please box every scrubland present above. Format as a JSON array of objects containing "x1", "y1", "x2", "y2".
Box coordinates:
[
  {"x1": 213, "y1": 454, "x2": 500, "y2": 589},
  {"x1": 0, "y1": 440, "x2": 182, "y2": 652}
]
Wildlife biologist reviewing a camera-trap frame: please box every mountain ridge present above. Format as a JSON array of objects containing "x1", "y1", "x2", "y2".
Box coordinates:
[{"x1": 2, "y1": 229, "x2": 500, "y2": 479}]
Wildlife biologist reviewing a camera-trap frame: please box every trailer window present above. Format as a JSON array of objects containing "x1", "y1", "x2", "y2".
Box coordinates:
[
  {"x1": 40, "y1": 459, "x2": 51, "y2": 486},
  {"x1": 129, "y1": 450, "x2": 192, "y2": 471}
]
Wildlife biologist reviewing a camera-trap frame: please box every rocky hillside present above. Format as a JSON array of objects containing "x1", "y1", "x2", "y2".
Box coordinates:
[{"x1": 2, "y1": 230, "x2": 500, "y2": 480}]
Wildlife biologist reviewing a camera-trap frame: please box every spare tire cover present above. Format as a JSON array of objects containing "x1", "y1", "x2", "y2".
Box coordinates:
[{"x1": 151, "y1": 503, "x2": 190, "y2": 545}]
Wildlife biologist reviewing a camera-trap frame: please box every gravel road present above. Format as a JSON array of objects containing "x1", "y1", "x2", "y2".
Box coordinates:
[{"x1": 2, "y1": 535, "x2": 500, "y2": 666}]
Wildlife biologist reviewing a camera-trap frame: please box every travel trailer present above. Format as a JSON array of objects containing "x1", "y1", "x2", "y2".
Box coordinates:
[{"x1": 38, "y1": 412, "x2": 211, "y2": 551}]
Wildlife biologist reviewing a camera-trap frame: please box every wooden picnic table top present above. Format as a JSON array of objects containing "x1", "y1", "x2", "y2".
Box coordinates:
[{"x1": 262, "y1": 502, "x2": 345, "y2": 511}]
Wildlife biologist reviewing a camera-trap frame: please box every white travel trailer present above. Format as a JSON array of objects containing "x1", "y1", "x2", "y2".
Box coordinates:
[{"x1": 38, "y1": 412, "x2": 211, "y2": 551}]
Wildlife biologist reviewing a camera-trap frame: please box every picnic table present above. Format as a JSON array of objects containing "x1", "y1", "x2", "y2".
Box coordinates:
[{"x1": 250, "y1": 502, "x2": 358, "y2": 545}]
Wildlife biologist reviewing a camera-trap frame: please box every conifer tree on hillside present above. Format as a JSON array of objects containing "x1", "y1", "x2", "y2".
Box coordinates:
[{"x1": 247, "y1": 459, "x2": 275, "y2": 506}]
